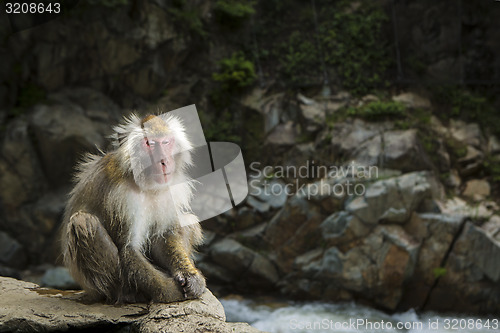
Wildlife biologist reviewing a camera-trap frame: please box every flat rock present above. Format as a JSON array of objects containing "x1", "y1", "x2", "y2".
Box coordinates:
[
  {"x1": 0, "y1": 277, "x2": 261, "y2": 333},
  {"x1": 462, "y1": 179, "x2": 491, "y2": 201}
]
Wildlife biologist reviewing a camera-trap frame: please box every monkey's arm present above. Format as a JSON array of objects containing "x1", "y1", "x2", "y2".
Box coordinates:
[
  {"x1": 150, "y1": 228, "x2": 206, "y2": 298},
  {"x1": 121, "y1": 245, "x2": 187, "y2": 302}
]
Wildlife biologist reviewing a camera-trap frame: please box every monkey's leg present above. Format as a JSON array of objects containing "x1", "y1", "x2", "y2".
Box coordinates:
[
  {"x1": 150, "y1": 228, "x2": 206, "y2": 299},
  {"x1": 120, "y1": 245, "x2": 187, "y2": 303},
  {"x1": 64, "y1": 211, "x2": 121, "y2": 302}
]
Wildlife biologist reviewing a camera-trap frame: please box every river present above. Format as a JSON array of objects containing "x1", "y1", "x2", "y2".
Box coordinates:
[{"x1": 220, "y1": 298, "x2": 500, "y2": 333}]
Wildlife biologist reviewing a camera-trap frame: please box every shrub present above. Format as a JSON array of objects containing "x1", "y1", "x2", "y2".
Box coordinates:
[
  {"x1": 212, "y1": 52, "x2": 256, "y2": 92},
  {"x1": 347, "y1": 101, "x2": 405, "y2": 120}
]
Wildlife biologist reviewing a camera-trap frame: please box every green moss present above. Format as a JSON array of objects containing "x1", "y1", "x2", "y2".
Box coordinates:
[
  {"x1": 214, "y1": 0, "x2": 255, "y2": 27},
  {"x1": 347, "y1": 101, "x2": 405, "y2": 120},
  {"x1": 433, "y1": 267, "x2": 447, "y2": 279}
]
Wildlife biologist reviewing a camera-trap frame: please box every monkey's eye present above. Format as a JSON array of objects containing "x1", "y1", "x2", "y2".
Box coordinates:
[
  {"x1": 162, "y1": 140, "x2": 171, "y2": 145},
  {"x1": 146, "y1": 140, "x2": 157, "y2": 148}
]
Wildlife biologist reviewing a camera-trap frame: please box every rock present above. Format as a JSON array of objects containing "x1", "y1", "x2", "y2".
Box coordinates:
[
  {"x1": 450, "y1": 119, "x2": 484, "y2": 148},
  {"x1": 209, "y1": 239, "x2": 278, "y2": 287},
  {"x1": 437, "y1": 197, "x2": 496, "y2": 220},
  {"x1": 241, "y1": 90, "x2": 284, "y2": 134},
  {"x1": 246, "y1": 196, "x2": 270, "y2": 214},
  {"x1": 320, "y1": 211, "x2": 371, "y2": 244},
  {"x1": 399, "y1": 213, "x2": 465, "y2": 310},
  {"x1": 299, "y1": 103, "x2": 325, "y2": 133},
  {"x1": 47, "y1": 87, "x2": 121, "y2": 123},
  {"x1": 0, "y1": 277, "x2": 261, "y2": 333},
  {"x1": 211, "y1": 239, "x2": 255, "y2": 272},
  {"x1": 29, "y1": 104, "x2": 105, "y2": 188},
  {"x1": 0, "y1": 232, "x2": 27, "y2": 269},
  {"x1": 330, "y1": 119, "x2": 383, "y2": 153},
  {"x1": 392, "y1": 92, "x2": 431, "y2": 109},
  {"x1": 265, "y1": 121, "x2": 296, "y2": 146},
  {"x1": 457, "y1": 145, "x2": 484, "y2": 176},
  {"x1": 481, "y1": 215, "x2": 500, "y2": 237},
  {"x1": 0, "y1": 265, "x2": 20, "y2": 279},
  {"x1": 329, "y1": 121, "x2": 432, "y2": 172},
  {"x1": 297, "y1": 93, "x2": 316, "y2": 105},
  {"x1": 31, "y1": 190, "x2": 68, "y2": 239},
  {"x1": 41, "y1": 267, "x2": 79, "y2": 290},
  {"x1": 252, "y1": 178, "x2": 288, "y2": 209},
  {"x1": 444, "y1": 169, "x2": 461, "y2": 189},
  {"x1": 346, "y1": 172, "x2": 433, "y2": 224},
  {"x1": 425, "y1": 223, "x2": 500, "y2": 314},
  {"x1": 232, "y1": 207, "x2": 260, "y2": 231},
  {"x1": 381, "y1": 129, "x2": 433, "y2": 172},
  {"x1": 488, "y1": 135, "x2": 500, "y2": 154},
  {"x1": 462, "y1": 179, "x2": 491, "y2": 201},
  {"x1": 0, "y1": 118, "x2": 47, "y2": 209},
  {"x1": 430, "y1": 116, "x2": 448, "y2": 136}
]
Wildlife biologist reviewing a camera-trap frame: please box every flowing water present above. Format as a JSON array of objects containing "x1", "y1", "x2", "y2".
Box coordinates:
[{"x1": 221, "y1": 298, "x2": 500, "y2": 333}]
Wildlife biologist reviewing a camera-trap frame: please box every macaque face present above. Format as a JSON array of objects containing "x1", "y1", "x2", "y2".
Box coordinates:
[{"x1": 142, "y1": 134, "x2": 176, "y2": 185}]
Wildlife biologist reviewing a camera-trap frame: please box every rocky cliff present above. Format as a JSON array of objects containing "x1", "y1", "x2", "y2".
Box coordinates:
[{"x1": 1, "y1": 0, "x2": 500, "y2": 318}]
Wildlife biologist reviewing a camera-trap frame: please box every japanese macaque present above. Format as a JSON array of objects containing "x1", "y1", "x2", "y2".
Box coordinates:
[{"x1": 61, "y1": 114, "x2": 205, "y2": 303}]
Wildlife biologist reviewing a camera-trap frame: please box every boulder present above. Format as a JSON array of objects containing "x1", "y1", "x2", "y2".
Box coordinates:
[
  {"x1": 29, "y1": 104, "x2": 105, "y2": 188},
  {"x1": 392, "y1": 92, "x2": 431, "y2": 109},
  {"x1": 381, "y1": 129, "x2": 433, "y2": 172},
  {"x1": 425, "y1": 223, "x2": 500, "y2": 314},
  {"x1": 209, "y1": 239, "x2": 279, "y2": 287},
  {"x1": 265, "y1": 121, "x2": 296, "y2": 146},
  {"x1": 0, "y1": 277, "x2": 261, "y2": 333},
  {"x1": 346, "y1": 172, "x2": 433, "y2": 224},
  {"x1": 462, "y1": 179, "x2": 491, "y2": 201},
  {"x1": 449, "y1": 119, "x2": 484, "y2": 148},
  {"x1": 0, "y1": 118, "x2": 47, "y2": 210},
  {"x1": 0, "y1": 232, "x2": 27, "y2": 269},
  {"x1": 399, "y1": 213, "x2": 465, "y2": 309}
]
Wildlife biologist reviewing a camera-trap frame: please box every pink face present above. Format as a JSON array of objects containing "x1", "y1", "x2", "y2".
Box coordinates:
[{"x1": 142, "y1": 135, "x2": 176, "y2": 184}]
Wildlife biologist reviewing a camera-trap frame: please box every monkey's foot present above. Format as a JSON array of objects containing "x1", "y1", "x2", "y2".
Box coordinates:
[{"x1": 174, "y1": 271, "x2": 206, "y2": 299}]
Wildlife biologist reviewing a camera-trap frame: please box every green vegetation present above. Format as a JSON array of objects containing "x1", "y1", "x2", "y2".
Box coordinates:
[
  {"x1": 271, "y1": 0, "x2": 390, "y2": 94},
  {"x1": 347, "y1": 101, "x2": 405, "y2": 120},
  {"x1": 433, "y1": 86, "x2": 499, "y2": 135},
  {"x1": 167, "y1": 0, "x2": 206, "y2": 37},
  {"x1": 484, "y1": 155, "x2": 500, "y2": 183},
  {"x1": 321, "y1": 1, "x2": 390, "y2": 95},
  {"x1": 168, "y1": 8, "x2": 205, "y2": 37},
  {"x1": 214, "y1": 0, "x2": 255, "y2": 27},
  {"x1": 212, "y1": 52, "x2": 256, "y2": 92},
  {"x1": 199, "y1": 111, "x2": 240, "y2": 143},
  {"x1": 278, "y1": 31, "x2": 320, "y2": 86},
  {"x1": 433, "y1": 267, "x2": 447, "y2": 279}
]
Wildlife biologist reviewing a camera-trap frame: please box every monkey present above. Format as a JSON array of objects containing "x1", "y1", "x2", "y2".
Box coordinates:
[{"x1": 61, "y1": 113, "x2": 206, "y2": 303}]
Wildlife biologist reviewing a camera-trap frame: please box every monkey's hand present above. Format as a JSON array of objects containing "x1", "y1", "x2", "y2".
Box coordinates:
[{"x1": 174, "y1": 270, "x2": 206, "y2": 299}]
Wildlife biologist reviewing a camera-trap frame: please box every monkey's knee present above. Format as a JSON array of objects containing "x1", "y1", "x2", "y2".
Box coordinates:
[{"x1": 65, "y1": 211, "x2": 120, "y2": 300}]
